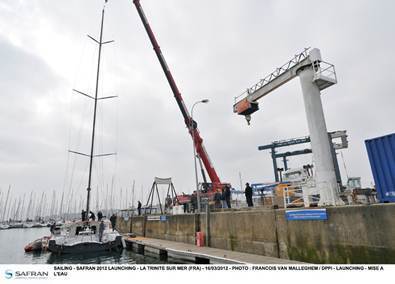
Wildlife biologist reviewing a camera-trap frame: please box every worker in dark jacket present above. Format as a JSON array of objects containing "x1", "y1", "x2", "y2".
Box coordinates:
[
  {"x1": 110, "y1": 214, "x2": 117, "y2": 231},
  {"x1": 97, "y1": 211, "x2": 103, "y2": 221},
  {"x1": 225, "y1": 185, "x2": 232, "y2": 209},
  {"x1": 89, "y1": 211, "x2": 96, "y2": 221},
  {"x1": 190, "y1": 192, "x2": 197, "y2": 213},
  {"x1": 81, "y1": 210, "x2": 86, "y2": 221},
  {"x1": 245, "y1": 183, "x2": 253, "y2": 207},
  {"x1": 137, "y1": 201, "x2": 142, "y2": 216}
]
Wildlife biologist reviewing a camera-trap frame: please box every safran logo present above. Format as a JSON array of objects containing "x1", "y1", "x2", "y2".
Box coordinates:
[
  {"x1": 4, "y1": 270, "x2": 13, "y2": 279},
  {"x1": 4, "y1": 270, "x2": 48, "y2": 280}
]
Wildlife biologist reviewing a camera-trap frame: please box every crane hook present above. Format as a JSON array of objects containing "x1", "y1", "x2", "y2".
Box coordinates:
[{"x1": 245, "y1": 115, "x2": 252, "y2": 126}]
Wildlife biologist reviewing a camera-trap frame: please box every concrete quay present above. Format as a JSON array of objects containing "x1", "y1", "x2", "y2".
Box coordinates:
[{"x1": 124, "y1": 236, "x2": 303, "y2": 264}]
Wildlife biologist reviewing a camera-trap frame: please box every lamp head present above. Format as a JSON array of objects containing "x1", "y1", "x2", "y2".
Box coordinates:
[{"x1": 201, "y1": 99, "x2": 209, "y2": 103}]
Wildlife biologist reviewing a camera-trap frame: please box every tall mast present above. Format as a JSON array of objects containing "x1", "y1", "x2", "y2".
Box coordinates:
[
  {"x1": 19, "y1": 193, "x2": 26, "y2": 221},
  {"x1": 14, "y1": 196, "x2": 20, "y2": 221},
  {"x1": 131, "y1": 180, "x2": 135, "y2": 211},
  {"x1": 28, "y1": 191, "x2": 34, "y2": 221},
  {"x1": 86, "y1": 6, "x2": 105, "y2": 217},
  {"x1": 58, "y1": 190, "x2": 64, "y2": 219},
  {"x1": 81, "y1": 2, "x2": 117, "y2": 218},
  {"x1": 38, "y1": 192, "x2": 45, "y2": 221}
]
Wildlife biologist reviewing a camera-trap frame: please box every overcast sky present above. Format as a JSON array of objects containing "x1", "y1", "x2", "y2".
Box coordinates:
[{"x1": 0, "y1": 0, "x2": 394, "y2": 205}]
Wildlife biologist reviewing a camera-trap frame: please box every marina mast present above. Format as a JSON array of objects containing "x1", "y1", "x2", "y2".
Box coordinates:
[{"x1": 70, "y1": 1, "x2": 116, "y2": 220}]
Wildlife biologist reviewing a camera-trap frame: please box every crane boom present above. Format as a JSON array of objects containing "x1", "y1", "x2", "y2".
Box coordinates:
[{"x1": 132, "y1": 0, "x2": 222, "y2": 189}]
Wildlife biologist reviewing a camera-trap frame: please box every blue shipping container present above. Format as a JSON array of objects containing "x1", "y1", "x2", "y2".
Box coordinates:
[{"x1": 365, "y1": 133, "x2": 395, "y2": 202}]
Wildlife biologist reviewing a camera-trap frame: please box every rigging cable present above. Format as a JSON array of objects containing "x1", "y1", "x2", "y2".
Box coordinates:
[{"x1": 340, "y1": 151, "x2": 350, "y2": 180}]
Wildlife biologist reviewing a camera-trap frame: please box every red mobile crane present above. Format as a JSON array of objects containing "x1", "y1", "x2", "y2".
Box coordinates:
[{"x1": 132, "y1": 0, "x2": 225, "y2": 193}]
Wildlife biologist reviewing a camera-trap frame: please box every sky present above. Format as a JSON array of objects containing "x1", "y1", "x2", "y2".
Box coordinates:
[{"x1": 0, "y1": 0, "x2": 394, "y2": 207}]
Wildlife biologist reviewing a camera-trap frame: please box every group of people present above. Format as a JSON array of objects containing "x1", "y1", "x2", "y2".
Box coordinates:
[
  {"x1": 165, "y1": 195, "x2": 180, "y2": 213},
  {"x1": 90, "y1": 183, "x2": 254, "y2": 221},
  {"x1": 215, "y1": 182, "x2": 254, "y2": 208},
  {"x1": 81, "y1": 210, "x2": 100, "y2": 222},
  {"x1": 214, "y1": 185, "x2": 232, "y2": 209},
  {"x1": 187, "y1": 182, "x2": 254, "y2": 211},
  {"x1": 80, "y1": 210, "x2": 117, "y2": 229}
]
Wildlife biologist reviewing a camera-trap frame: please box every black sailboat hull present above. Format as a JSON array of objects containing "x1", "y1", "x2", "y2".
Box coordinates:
[{"x1": 48, "y1": 235, "x2": 123, "y2": 254}]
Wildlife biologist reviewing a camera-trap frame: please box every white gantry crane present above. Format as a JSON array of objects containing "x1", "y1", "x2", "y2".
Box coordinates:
[{"x1": 233, "y1": 48, "x2": 344, "y2": 206}]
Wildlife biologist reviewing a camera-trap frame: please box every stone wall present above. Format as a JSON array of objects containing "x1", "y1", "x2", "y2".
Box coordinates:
[
  {"x1": 120, "y1": 204, "x2": 395, "y2": 263},
  {"x1": 115, "y1": 216, "x2": 130, "y2": 234},
  {"x1": 275, "y1": 204, "x2": 395, "y2": 263},
  {"x1": 199, "y1": 209, "x2": 279, "y2": 257},
  {"x1": 130, "y1": 216, "x2": 145, "y2": 236},
  {"x1": 137, "y1": 214, "x2": 197, "y2": 244}
]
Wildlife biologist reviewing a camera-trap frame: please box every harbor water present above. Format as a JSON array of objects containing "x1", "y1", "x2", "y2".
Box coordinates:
[{"x1": 0, "y1": 227, "x2": 177, "y2": 264}]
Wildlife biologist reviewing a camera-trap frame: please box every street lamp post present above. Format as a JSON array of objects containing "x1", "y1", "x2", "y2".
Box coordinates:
[{"x1": 190, "y1": 99, "x2": 209, "y2": 213}]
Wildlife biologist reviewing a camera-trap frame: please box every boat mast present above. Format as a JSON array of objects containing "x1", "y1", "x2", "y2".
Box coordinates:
[
  {"x1": 66, "y1": 1, "x2": 116, "y2": 222},
  {"x1": 58, "y1": 190, "x2": 64, "y2": 220},
  {"x1": 86, "y1": 6, "x2": 105, "y2": 218},
  {"x1": 25, "y1": 191, "x2": 32, "y2": 221},
  {"x1": 19, "y1": 193, "x2": 26, "y2": 222}
]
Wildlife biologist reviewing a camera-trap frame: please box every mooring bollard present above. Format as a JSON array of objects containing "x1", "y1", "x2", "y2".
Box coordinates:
[
  {"x1": 137, "y1": 244, "x2": 145, "y2": 255},
  {"x1": 159, "y1": 249, "x2": 168, "y2": 261}
]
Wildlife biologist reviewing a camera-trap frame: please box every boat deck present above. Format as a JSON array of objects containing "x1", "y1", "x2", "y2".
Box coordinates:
[{"x1": 124, "y1": 236, "x2": 303, "y2": 264}]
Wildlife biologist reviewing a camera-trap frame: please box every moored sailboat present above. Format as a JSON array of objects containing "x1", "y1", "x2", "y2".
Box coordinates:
[{"x1": 48, "y1": 1, "x2": 123, "y2": 254}]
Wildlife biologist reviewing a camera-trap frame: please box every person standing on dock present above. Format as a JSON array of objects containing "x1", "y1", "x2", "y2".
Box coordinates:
[
  {"x1": 225, "y1": 185, "x2": 232, "y2": 209},
  {"x1": 137, "y1": 201, "x2": 142, "y2": 216},
  {"x1": 110, "y1": 214, "x2": 117, "y2": 231},
  {"x1": 245, "y1": 183, "x2": 253, "y2": 207}
]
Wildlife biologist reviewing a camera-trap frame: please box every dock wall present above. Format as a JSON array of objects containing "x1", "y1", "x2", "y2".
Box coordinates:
[
  {"x1": 275, "y1": 204, "x2": 395, "y2": 263},
  {"x1": 117, "y1": 214, "x2": 198, "y2": 244},
  {"x1": 118, "y1": 204, "x2": 395, "y2": 263},
  {"x1": 145, "y1": 214, "x2": 198, "y2": 244},
  {"x1": 199, "y1": 209, "x2": 279, "y2": 257}
]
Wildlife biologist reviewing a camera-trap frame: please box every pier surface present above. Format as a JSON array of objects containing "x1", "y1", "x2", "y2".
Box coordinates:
[{"x1": 124, "y1": 236, "x2": 303, "y2": 264}]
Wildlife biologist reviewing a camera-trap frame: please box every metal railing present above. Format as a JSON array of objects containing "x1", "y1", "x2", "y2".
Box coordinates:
[
  {"x1": 312, "y1": 60, "x2": 337, "y2": 83},
  {"x1": 234, "y1": 48, "x2": 311, "y2": 104},
  {"x1": 283, "y1": 185, "x2": 304, "y2": 208}
]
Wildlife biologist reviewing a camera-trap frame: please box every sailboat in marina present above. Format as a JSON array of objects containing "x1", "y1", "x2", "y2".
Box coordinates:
[{"x1": 48, "y1": 2, "x2": 123, "y2": 254}]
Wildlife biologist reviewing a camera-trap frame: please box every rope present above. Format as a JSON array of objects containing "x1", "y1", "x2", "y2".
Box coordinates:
[{"x1": 340, "y1": 151, "x2": 350, "y2": 180}]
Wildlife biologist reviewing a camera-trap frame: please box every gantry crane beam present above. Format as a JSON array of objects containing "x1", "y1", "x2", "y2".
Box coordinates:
[{"x1": 233, "y1": 48, "x2": 336, "y2": 124}]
